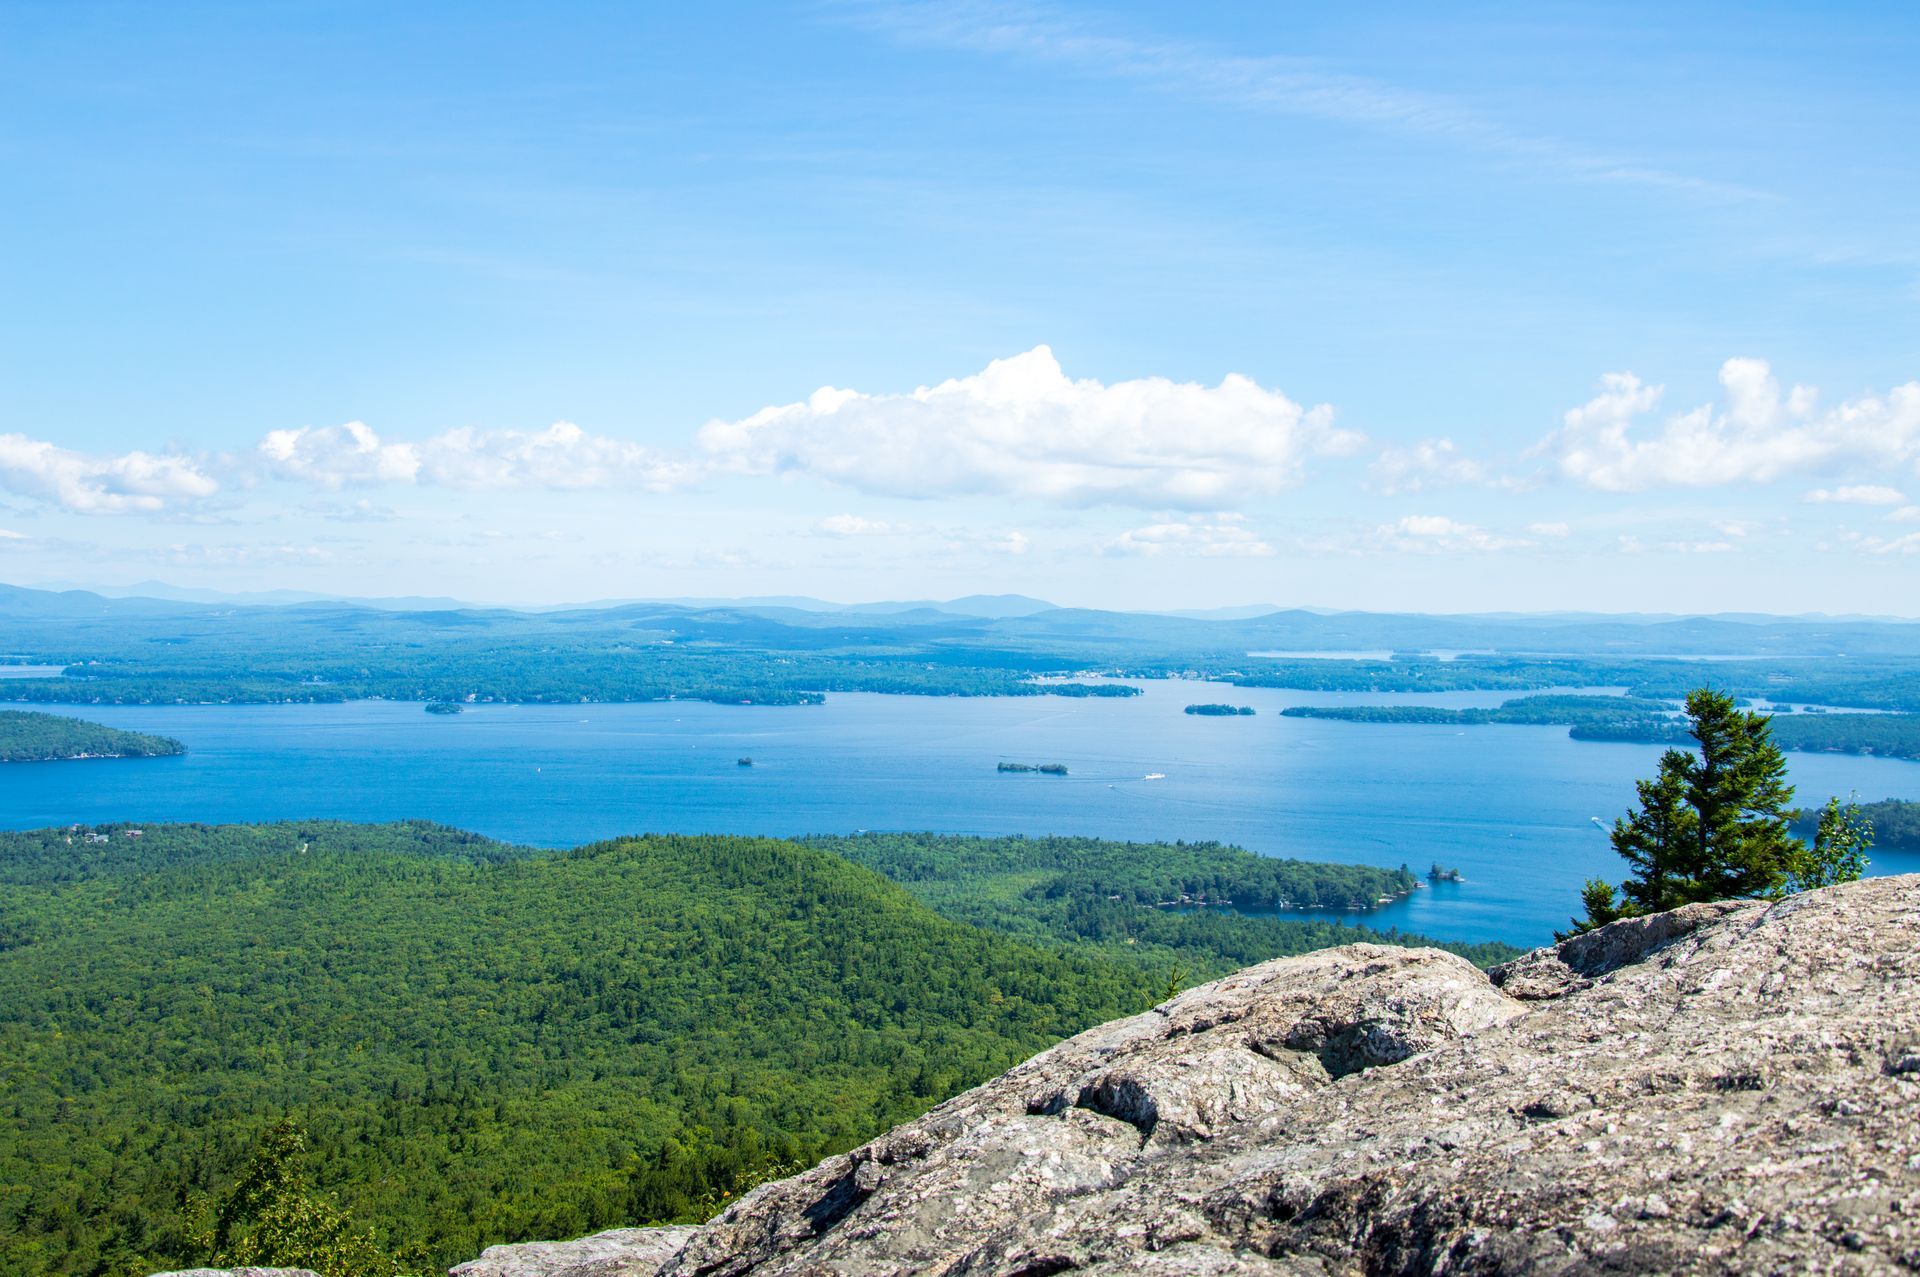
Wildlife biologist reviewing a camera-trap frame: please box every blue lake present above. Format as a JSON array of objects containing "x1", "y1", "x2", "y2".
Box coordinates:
[{"x1": 7, "y1": 679, "x2": 1919, "y2": 947}]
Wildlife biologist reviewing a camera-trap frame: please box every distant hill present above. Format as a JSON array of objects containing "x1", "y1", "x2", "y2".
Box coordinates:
[{"x1": 5, "y1": 580, "x2": 1920, "y2": 710}]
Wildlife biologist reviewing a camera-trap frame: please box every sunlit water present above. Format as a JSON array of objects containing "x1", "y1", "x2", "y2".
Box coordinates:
[{"x1": 7, "y1": 680, "x2": 1918, "y2": 946}]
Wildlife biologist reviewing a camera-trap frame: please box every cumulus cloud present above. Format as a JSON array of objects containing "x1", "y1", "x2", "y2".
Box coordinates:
[
  {"x1": 1528, "y1": 521, "x2": 1572, "y2": 538},
  {"x1": 0, "y1": 433, "x2": 219, "y2": 513},
  {"x1": 1369, "y1": 438, "x2": 1487, "y2": 493},
  {"x1": 260, "y1": 421, "x2": 690, "y2": 492},
  {"x1": 1542, "y1": 359, "x2": 1920, "y2": 491},
  {"x1": 1805, "y1": 484, "x2": 1906, "y2": 505},
  {"x1": 1377, "y1": 515, "x2": 1529, "y2": 553},
  {"x1": 1890, "y1": 506, "x2": 1920, "y2": 523},
  {"x1": 419, "y1": 422, "x2": 690, "y2": 490},
  {"x1": 1103, "y1": 514, "x2": 1273, "y2": 557},
  {"x1": 697, "y1": 346, "x2": 1362, "y2": 508},
  {"x1": 259, "y1": 421, "x2": 418, "y2": 488}
]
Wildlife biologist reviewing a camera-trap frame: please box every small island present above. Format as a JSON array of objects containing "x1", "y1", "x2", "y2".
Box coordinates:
[
  {"x1": 998, "y1": 761, "x2": 1069, "y2": 775},
  {"x1": 424, "y1": 702, "x2": 464, "y2": 715},
  {"x1": 0, "y1": 710, "x2": 185, "y2": 762},
  {"x1": 1428, "y1": 863, "x2": 1463, "y2": 883},
  {"x1": 737, "y1": 756, "x2": 754, "y2": 767},
  {"x1": 1185, "y1": 703, "x2": 1256, "y2": 716}
]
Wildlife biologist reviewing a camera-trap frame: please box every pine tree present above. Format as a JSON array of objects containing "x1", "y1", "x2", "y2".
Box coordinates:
[{"x1": 1568, "y1": 689, "x2": 1797, "y2": 936}]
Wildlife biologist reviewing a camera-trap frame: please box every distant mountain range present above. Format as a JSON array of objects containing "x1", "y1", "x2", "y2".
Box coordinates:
[{"x1": 19, "y1": 580, "x2": 1917, "y2": 627}]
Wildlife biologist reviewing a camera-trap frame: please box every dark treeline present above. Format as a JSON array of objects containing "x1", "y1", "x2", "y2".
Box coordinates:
[
  {"x1": 806, "y1": 832, "x2": 1516, "y2": 977},
  {"x1": 0, "y1": 709, "x2": 184, "y2": 761},
  {"x1": 1280, "y1": 694, "x2": 1676, "y2": 728},
  {"x1": 1281, "y1": 695, "x2": 1920, "y2": 763},
  {"x1": 1228, "y1": 655, "x2": 1920, "y2": 714},
  {"x1": 1571, "y1": 711, "x2": 1920, "y2": 761}
]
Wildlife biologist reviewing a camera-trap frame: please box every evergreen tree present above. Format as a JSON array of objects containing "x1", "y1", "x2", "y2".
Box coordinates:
[{"x1": 1569, "y1": 689, "x2": 1797, "y2": 936}]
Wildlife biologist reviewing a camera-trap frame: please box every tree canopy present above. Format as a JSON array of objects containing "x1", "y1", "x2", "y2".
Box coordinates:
[{"x1": 1570, "y1": 689, "x2": 1870, "y2": 936}]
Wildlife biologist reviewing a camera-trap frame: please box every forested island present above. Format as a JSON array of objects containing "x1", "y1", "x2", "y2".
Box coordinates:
[
  {"x1": 998, "y1": 761, "x2": 1069, "y2": 774},
  {"x1": 424, "y1": 701, "x2": 463, "y2": 715},
  {"x1": 1282, "y1": 696, "x2": 1920, "y2": 763},
  {"x1": 1791, "y1": 798, "x2": 1919, "y2": 851},
  {"x1": 0, "y1": 709, "x2": 184, "y2": 762},
  {"x1": 1184, "y1": 703, "x2": 1255, "y2": 716},
  {"x1": 1571, "y1": 711, "x2": 1920, "y2": 761},
  {"x1": 0, "y1": 821, "x2": 1503, "y2": 1276}
]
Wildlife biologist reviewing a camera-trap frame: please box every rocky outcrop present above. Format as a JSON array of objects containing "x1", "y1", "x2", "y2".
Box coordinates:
[
  {"x1": 451, "y1": 1227, "x2": 699, "y2": 1277},
  {"x1": 473, "y1": 875, "x2": 1920, "y2": 1275}
]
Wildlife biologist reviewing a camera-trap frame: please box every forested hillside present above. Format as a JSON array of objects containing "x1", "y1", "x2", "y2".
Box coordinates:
[
  {"x1": 0, "y1": 823, "x2": 1156, "y2": 1275},
  {"x1": 0, "y1": 709, "x2": 184, "y2": 762},
  {"x1": 0, "y1": 822, "x2": 1507, "y2": 1276}
]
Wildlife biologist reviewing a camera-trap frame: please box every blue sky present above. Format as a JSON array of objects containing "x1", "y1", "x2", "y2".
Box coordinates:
[{"x1": 3, "y1": 0, "x2": 1918, "y2": 611}]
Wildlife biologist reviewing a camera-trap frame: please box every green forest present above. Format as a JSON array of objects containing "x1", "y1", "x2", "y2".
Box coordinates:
[
  {"x1": 0, "y1": 821, "x2": 1500, "y2": 1277},
  {"x1": 810, "y1": 832, "x2": 1516, "y2": 976},
  {"x1": 0, "y1": 710, "x2": 184, "y2": 762},
  {"x1": 1281, "y1": 696, "x2": 1920, "y2": 762}
]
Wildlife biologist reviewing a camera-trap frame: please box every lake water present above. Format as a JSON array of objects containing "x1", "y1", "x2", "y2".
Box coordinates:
[{"x1": 7, "y1": 679, "x2": 1919, "y2": 947}]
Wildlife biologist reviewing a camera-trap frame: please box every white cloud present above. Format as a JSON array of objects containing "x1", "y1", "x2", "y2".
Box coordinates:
[
  {"x1": 698, "y1": 346, "x2": 1362, "y2": 508},
  {"x1": 0, "y1": 433, "x2": 219, "y2": 513},
  {"x1": 259, "y1": 421, "x2": 418, "y2": 488},
  {"x1": 1805, "y1": 484, "x2": 1906, "y2": 505},
  {"x1": 419, "y1": 422, "x2": 690, "y2": 490},
  {"x1": 816, "y1": 514, "x2": 909, "y2": 537},
  {"x1": 1103, "y1": 515, "x2": 1273, "y2": 557},
  {"x1": 260, "y1": 421, "x2": 689, "y2": 492},
  {"x1": 1542, "y1": 359, "x2": 1920, "y2": 491},
  {"x1": 1850, "y1": 531, "x2": 1920, "y2": 555},
  {"x1": 0, "y1": 528, "x2": 25, "y2": 540},
  {"x1": 1890, "y1": 506, "x2": 1920, "y2": 523},
  {"x1": 1378, "y1": 515, "x2": 1529, "y2": 553},
  {"x1": 1528, "y1": 521, "x2": 1571, "y2": 538},
  {"x1": 1617, "y1": 535, "x2": 1736, "y2": 555},
  {"x1": 1369, "y1": 438, "x2": 1487, "y2": 493}
]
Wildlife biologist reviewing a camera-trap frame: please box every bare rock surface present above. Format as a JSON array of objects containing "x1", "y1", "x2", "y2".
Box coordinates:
[
  {"x1": 463, "y1": 876, "x2": 1920, "y2": 1275},
  {"x1": 451, "y1": 1226, "x2": 699, "y2": 1277}
]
